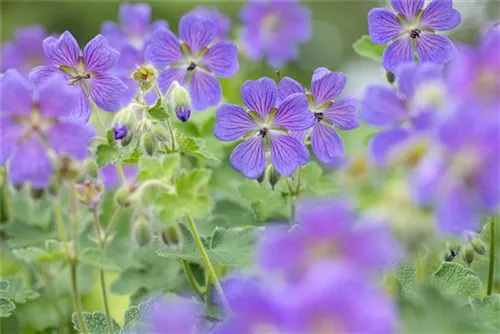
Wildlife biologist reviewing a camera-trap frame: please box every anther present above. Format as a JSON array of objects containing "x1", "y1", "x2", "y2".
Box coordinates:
[
  {"x1": 314, "y1": 112, "x2": 324, "y2": 122},
  {"x1": 259, "y1": 127, "x2": 269, "y2": 137},
  {"x1": 410, "y1": 29, "x2": 421, "y2": 39},
  {"x1": 187, "y1": 62, "x2": 196, "y2": 71}
]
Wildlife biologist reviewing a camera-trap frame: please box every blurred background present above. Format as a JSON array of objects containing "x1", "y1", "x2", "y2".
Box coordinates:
[{"x1": 2, "y1": 0, "x2": 499, "y2": 97}]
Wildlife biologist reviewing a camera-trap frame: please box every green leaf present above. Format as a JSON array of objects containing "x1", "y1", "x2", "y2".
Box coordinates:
[
  {"x1": 472, "y1": 295, "x2": 500, "y2": 329},
  {"x1": 176, "y1": 169, "x2": 212, "y2": 196},
  {"x1": 0, "y1": 280, "x2": 9, "y2": 292},
  {"x1": 352, "y1": 35, "x2": 387, "y2": 62},
  {"x1": 136, "y1": 154, "x2": 180, "y2": 182},
  {"x1": 0, "y1": 276, "x2": 39, "y2": 304},
  {"x1": 147, "y1": 99, "x2": 169, "y2": 121},
  {"x1": 80, "y1": 248, "x2": 120, "y2": 271},
  {"x1": 158, "y1": 225, "x2": 260, "y2": 267},
  {"x1": 238, "y1": 180, "x2": 288, "y2": 221},
  {"x1": 430, "y1": 262, "x2": 481, "y2": 302},
  {"x1": 0, "y1": 298, "x2": 15, "y2": 318},
  {"x1": 72, "y1": 311, "x2": 121, "y2": 334},
  {"x1": 396, "y1": 261, "x2": 416, "y2": 295},
  {"x1": 12, "y1": 239, "x2": 67, "y2": 263},
  {"x1": 175, "y1": 130, "x2": 218, "y2": 161},
  {"x1": 96, "y1": 139, "x2": 141, "y2": 168}
]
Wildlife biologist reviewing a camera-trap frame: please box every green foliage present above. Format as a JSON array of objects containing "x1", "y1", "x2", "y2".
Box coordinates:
[
  {"x1": 352, "y1": 35, "x2": 387, "y2": 62},
  {"x1": 430, "y1": 262, "x2": 482, "y2": 302},
  {"x1": 147, "y1": 99, "x2": 169, "y2": 121},
  {"x1": 12, "y1": 239, "x2": 66, "y2": 263},
  {"x1": 238, "y1": 180, "x2": 288, "y2": 221},
  {"x1": 72, "y1": 311, "x2": 121, "y2": 334},
  {"x1": 175, "y1": 129, "x2": 218, "y2": 161},
  {"x1": 0, "y1": 298, "x2": 16, "y2": 317},
  {"x1": 121, "y1": 298, "x2": 157, "y2": 333},
  {"x1": 0, "y1": 276, "x2": 39, "y2": 318},
  {"x1": 472, "y1": 294, "x2": 500, "y2": 330},
  {"x1": 96, "y1": 139, "x2": 141, "y2": 167},
  {"x1": 80, "y1": 248, "x2": 120, "y2": 271},
  {"x1": 396, "y1": 261, "x2": 417, "y2": 295},
  {"x1": 136, "y1": 154, "x2": 181, "y2": 182}
]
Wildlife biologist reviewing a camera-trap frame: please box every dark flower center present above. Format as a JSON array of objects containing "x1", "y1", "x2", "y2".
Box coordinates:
[
  {"x1": 314, "y1": 112, "x2": 324, "y2": 122},
  {"x1": 410, "y1": 29, "x2": 421, "y2": 39},
  {"x1": 187, "y1": 62, "x2": 197, "y2": 72},
  {"x1": 259, "y1": 127, "x2": 269, "y2": 137}
]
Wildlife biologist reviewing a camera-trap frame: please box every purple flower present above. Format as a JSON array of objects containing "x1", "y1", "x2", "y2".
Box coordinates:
[
  {"x1": 362, "y1": 63, "x2": 444, "y2": 165},
  {"x1": 145, "y1": 14, "x2": 239, "y2": 111},
  {"x1": 188, "y1": 7, "x2": 231, "y2": 41},
  {"x1": 411, "y1": 102, "x2": 499, "y2": 234},
  {"x1": 214, "y1": 77, "x2": 314, "y2": 179},
  {"x1": 148, "y1": 297, "x2": 200, "y2": 334},
  {"x1": 240, "y1": 0, "x2": 311, "y2": 67},
  {"x1": 447, "y1": 24, "x2": 499, "y2": 110},
  {"x1": 285, "y1": 263, "x2": 398, "y2": 333},
  {"x1": 258, "y1": 199, "x2": 400, "y2": 280},
  {"x1": 100, "y1": 164, "x2": 137, "y2": 189},
  {"x1": 1, "y1": 25, "x2": 49, "y2": 76},
  {"x1": 29, "y1": 31, "x2": 127, "y2": 122},
  {"x1": 175, "y1": 106, "x2": 191, "y2": 123},
  {"x1": 1, "y1": 70, "x2": 95, "y2": 188},
  {"x1": 113, "y1": 124, "x2": 128, "y2": 140},
  {"x1": 368, "y1": 0, "x2": 461, "y2": 72},
  {"x1": 278, "y1": 68, "x2": 359, "y2": 164},
  {"x1": 102, "y1": 3, "x2": 168, "y2": 106}
]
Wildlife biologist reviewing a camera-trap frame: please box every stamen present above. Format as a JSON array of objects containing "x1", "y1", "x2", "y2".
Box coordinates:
[
  {"x1": 187, "y1": 62, "x2": 197, "y2": 71},
  {"x1": 259, "y1": 127, "x2": 269, "y2": 137},
  {"x1": 410, "y1": 29, "x2": 421, "y2": 39},
  {"x1": 314, "y1": 112, "x2": 324, "y2": 122}
]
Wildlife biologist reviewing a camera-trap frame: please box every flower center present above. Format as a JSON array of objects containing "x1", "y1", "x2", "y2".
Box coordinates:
[
  {"x1": 259, "y1": 126, "x2": 269, "y2": 137},
  {"x1": 409, "y1": 28, "x2": 421, "y2": 39},
  {"x1": 187, "y1": 62, "x2": 197, "y2": 72},
  {"x1": 314, "y1": 112, "x2": 324, "y2": 122}
]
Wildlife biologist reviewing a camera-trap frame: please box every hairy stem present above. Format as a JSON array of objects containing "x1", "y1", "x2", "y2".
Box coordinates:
[
  {"x1": 205, "y1": 274, "x2": 213, "y2": 307},
  {"x1": 70, "y1": 261, "x2": 88, "y2": 334},
  {"x1": 115, "y1": 164, "x2": 126, "y2": 185},
  {"x1": 180, "y1": 259, "x2": 204, "y2": 300},
  {"x1": 487, "y1": 217, "x2": 496, "y2": 295},
  {"x1": 166, "y1": 118, "x2": 177, "y2": 151},
  {"x1": 185, "y1": 214, "x2": 230, "y2": 312}
]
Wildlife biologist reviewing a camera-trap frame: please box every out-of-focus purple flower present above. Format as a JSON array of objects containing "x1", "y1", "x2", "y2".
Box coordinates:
[
  {"x1": 239, "y1": 0, "x2": 311, "y2": 67},
  {"x1": 285, "y1": 263, "x2": 398, "y2": 333},
  {"x1": 279, "y1": 68, "x2": 359, "y2": 164},
  {"x1": 411, "y1": 102, "x2": 499, "y2": 234},
  {"x1": 447, "y1": 24, "x2": 499, "y2": 110},
  {"x1": 113, "y1": 124, "x2": 128, "y2": 140},
  {"x1": 145, "y1": 14, "x2": 239, "y2": 111},
  {"x1": 368, "y1": 0, "x2": 461, "y2": 72},
  {"x1": 362, "y1": 63, "x2": 445, "y2": 165},
  {"x1": 100, "y1": 164, "x2": 137, "y2": 189},
  {"x1": 214, "y1": 77, "x2": 314, "y2": 179},
  {"x1": 1, "y1": 25, "x2": 49, "y2": 76},
  {"x1": 29, "y1": 31, "x2": 127, "y2": 122},
  {"x1": 188, "y1": 7, "x2": 231, "y2": 41},
  {"x1": 0, "y1": 70, "x2": 95, "y2": 188},
  {"x1": 102, "y1": 3, "x2": 168, "y2": 106},
  {"x1": 148, "y1": 297, "x2": 200, "y2": 334},
  {"x1": 258, "y1": 199, "x2": 400, "y2": 280}
]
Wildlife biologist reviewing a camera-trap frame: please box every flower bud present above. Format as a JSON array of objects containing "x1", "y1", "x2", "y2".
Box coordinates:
[
  {"x1": 257, "y1": 171, "x2": 265, "y2": 184},
  {"x1": 170, "y1": 82, "x2": 191, "y2": 122},
  {"x1": 161, "y1": 226, "x2": 182, "y2": 249},
  {"x1": 75, "y1": 180, "x2": 104, "y2": 211},
  {"x1": 463, "y1": 246, "x2": 475, "y2": 266},
  {"x1": 469, "y1": 234, "x2": 487, "y2": 255},
  {"x1": 133, "y1": 217, "x2": 152, "y2": 247},
  {"x1": 386, "y1": 71, "x2": 395, "y2": 84},
  {"x1": 114, "y1": 183, "x2": 138, "y2": 207},
  {"x1": 113, "y1": 124, "x2": 128, "y2": 140},
  {"x1": 266, "y1": 165, "x2": 280, "y2": 190},
  {"x1": 175, "y1": 106, "x2": 191, "y2": 122},
  {"x1": 30, "y1": 187, "x2": 45, "y2": 200},
  {"x1": 84, "y1": 159, "x2": 99, "y2": 179},
  {"x1": 58, "y1": 156, "x2": 82, "y2": 181},
  {"x1": 152, "y1": 123, "x2": 170, "y2": 141},
  {"x1": 141, "y1": 132, "x2": 156, "y2": 156},
  {"x1": 132, "y1": 65, "x2": 156, "y2": 93},
  {"x1": 121, "y1": 132, "x2": 134, "y2": 147}
]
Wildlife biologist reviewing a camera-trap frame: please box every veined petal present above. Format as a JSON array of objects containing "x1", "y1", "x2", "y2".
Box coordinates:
[
  {"x1": 382, "y1": 37, "x2": 414, "y2": 72},
  {"x1": 241, "y1": 78, "x2": 277, "y2": 118},
  {"x1": 100, "y1": 21, "x2": 125, "y2": 50},
  {"x1": 310, "y1": 122, "x2": 343, "y2": 164},
  {"x1": 144, "y1": 28, "x2": 183, "y2": 68},
  {"x1": 8, "y1": 138, "x2": 52, "y2": 188},
  {"x1": 437, "y1": 186, "x2": 477, "y2": 234},
  {"x1": 0, "y1": 69, "x2": 32, "y2": 116},
  {"x1": 476, "y1": 161, "x2": 500, "y2": 211},
  {"x1": 229, "y1": 136, "x2": 266, "y2": 179},
  {"x1": 88, "y1": 74, "x2": 127, "y2": 112},
  {"x1": 202, "y1": 41, "x2": 239, "y2": 78},
  {"x1": 397, "y1": 62, "x2": 443, "y2": 100},
  {"x1": 362, "y1": 85, "x2": 407, "y2": 127},
  {"x1": 369, "y1": 128, "x2": 410, "y2": 166},
  {"x1": 368, "y1": 8, "x2": 404, "y2": 44},
  {"x1": 157, "y1": 67, "x2": 187, "y2": 94},
  {"x1": 416, "y1": 34, "x2": 457, "y2": 66},
  {"x1": 179, "y1": 14, "x2": 216, "y2": 54},
  {"x1": 215, "y1": 104, "x2": 257, "y2": 141},
  {"x1": 46, "y1": 122, "x2": 95, "y2": 160},
  {"x1": 324, "y1": 97, "x2": 359, "y2": 130},
  {"x1": 70, "y1": 87, "x2": 91, "y2": 123},
  {"x1": 273, "y1": 93, "x2": 314, "y2": 131},
  {"x1": 29, "y1": 65, "x2": 62, "y2": 86},
  {"x1": 188, "y1": 71, "x2": 221, "y2": 111},
  {"x1": 43, "y1": 31, "x2": 80, "y2": 67},
  {"x1": 391, "y1": 0, "x2": 424, "y2": 22},
  {"x1": 1, "y1": 116, "x2": 24, "y2": 164},
  {"x1": 311, "y1": 70, "x2": 346, "y2": 105},
  {"x1": 278, "y1": 77, "x2": 305, "y2": 103},
  {"x1": 269, "y1": 133, "x2": 309, "y2": 177},
  {"x1": 83, "y1": 35, "x2": 119, "y2": 72},
  {"x1": 290, "y1": 130, "x2": 307, "y2": 144},
  {"x1": 38, "y1": 76, "x2": 79, "y2": 118},
  {"x1": 420, "y1": 0, "x2": 461, "y2": 31},
  {"x1": 119, "y1": 3, "x2": 151, "y2": 36},
  {"x1": 410, "y1": 150, "x2": 446, "y2": 206}
]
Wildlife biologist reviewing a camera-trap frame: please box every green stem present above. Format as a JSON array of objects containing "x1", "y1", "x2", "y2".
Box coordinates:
[
  {"x1": 487, "y1": 217, "x2": 496, "y2": 295},
  {"x1": 415, "y1": 254, "x2": 425, "y2": 283},
  {"x1": 70, "y1": 261, "x2": 88, "y2": 334},
  {"x1": 39, "y1": 265, "x2": 67, "y2": 333},
  {"x1": 205, "y1": 274, "x2": 213, "y2": 307},
  {"x1": 103, "y1": 207, "x2": 123, "y2": 242},
  {"x1": 115, "y1": 164, "x2": 126, "y2": 185},
  {"x1": 185, "y1": 214, "x2": 230, "y2": 312},
  {"x1": 180, "y1": 259, "x2": 204, "y2": 300},
  {"x1": 52, "y1": 198, "x2": 70, "y2": 256},
  {"x1": 92, "y1": 211, "x2": 113, "y2": 334},
  {"x1": 166, "y1": 118, "x2": 176, "y2": 151},
  {"x1": 1, "y1": 166, "x2": 11, "y2": 222}
]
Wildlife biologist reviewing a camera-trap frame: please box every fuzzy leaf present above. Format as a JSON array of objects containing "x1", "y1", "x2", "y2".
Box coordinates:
[
  {"x1": 147, "y1": 99, "x2": 169, "y2": 121},
  {"x1": 0, "y1": 276, "x2": 39, "y2": 304},
  {"x1": 72, "y1": 311, "x2": 121, "y2": 334},
  {"x1": 396, "y1": 261, "x2": 416, "y2": 295},
  {"x1": 472, "y1": 295, "x2": 500, "y2": 329},
  {"x1": 96, "y1": 139, "x2": 140, "y2": 168},
  {"x1": 352, "y1": 35, "x2": 387, "y2": 62},
  {"x1": 0, "y1": 298, "x2": 15, "y2": 318},
  {"x1": 176, "y1": 169, "x2": 212, "y2": 196},
  {"x1": 12, "y1": 239, "x2": 66, "y2": 263},
  {"x1": 175, "y1": 130, "x2": 218, "y2": 161},
  {"x1": 430, "y1": 262, "x2": 481, "y2": 302},
  {"x1": 80, "y1": 248, "x2": 120, "y2": 271}
]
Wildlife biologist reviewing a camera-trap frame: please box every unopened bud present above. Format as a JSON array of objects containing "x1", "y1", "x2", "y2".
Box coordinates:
[
  {"x1": 121, "y1": 132, "x2": 134, "y2": 147},
  {"x1": 113, "y1": 124, "x2": 128, "y2": 141},
  {"x1": 48, "y1": 176, "x2": 59, "y2": 196},
  {"x1": 13, "y1": 183, "x2": 24, "y2": 192},
  {"x1": 257, "y1": 171, "x2": 265, "y2": 184},
  {"x1": 132, "y1": 65, "x2": 156, "y2": 92},
  {"x1": 84, "y1": 159, "x2": 99, "y2": 179},
  {"x1": 133, "y1": 217, "x2": 152, "y2": 247},
  {"x1": 469, "y1": 234, "x2": 487, "y2": 255},
  {"x1": 266, "y1": 165, "x2": 280, "y2": 190},
  {"x1": 175, "y1": 106, "x2": 191, "y2": 122},
  {"x1": 30, "y1": 187, "x2": 45, "y2": 200},
  {"x1": 170, "y1": 82, "x2": 191, "y2": 122},
  {"x1": 161, "y1": 226, "x2": 182, "y2": 249},
  {"x1": 446, "y1": 241, "x2": 460, "y2": 258},
  {"x1": 386, "y1": 71, "x2": 395, "y2": 84},
  {"x1": 141, "y1": 132, "x2": 156, "y2": 156},
  {"x1": 75, "y1": 180, "x2": 104, "y2": 211},
  {"x1": 463, "y1": 246, "x2": 475, "y2": 266},
  {"x1": 58, "y1": 156, "x2": 81, "y2": 181},
  {"x1": 115, "y1": 183, "x2": 137, "y2": 207},
  {"x1": 152, "y1": 124, "x2": 170, "y2": 141}
]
